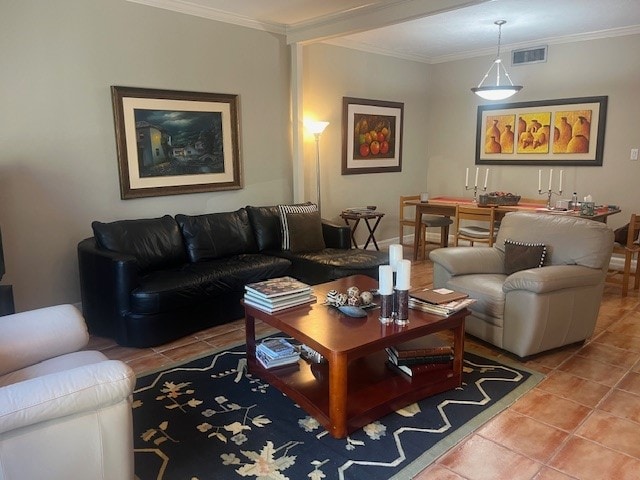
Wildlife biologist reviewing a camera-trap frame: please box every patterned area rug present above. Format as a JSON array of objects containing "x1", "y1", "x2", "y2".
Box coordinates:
[{"x1": 133, "y1": 337, "x2": 543, "y2": 480}]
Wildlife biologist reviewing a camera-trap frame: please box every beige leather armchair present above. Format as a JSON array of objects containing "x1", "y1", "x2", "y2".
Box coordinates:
[
  {"x1": 430, "y1": 212, "x2": 614, "y2": 357},
  {"x1": 0, "y1": 305, "x2": 136, "y2": 480}
]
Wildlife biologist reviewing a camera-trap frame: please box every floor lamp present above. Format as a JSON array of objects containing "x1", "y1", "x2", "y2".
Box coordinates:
[{"x1": 304, "y1": 120, "x2": 329, "y2": 214}]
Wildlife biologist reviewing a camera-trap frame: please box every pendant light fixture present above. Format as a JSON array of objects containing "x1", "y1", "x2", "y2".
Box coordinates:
[{"x1": 471, "y1": 20, "x2": 523, "y2": 101}]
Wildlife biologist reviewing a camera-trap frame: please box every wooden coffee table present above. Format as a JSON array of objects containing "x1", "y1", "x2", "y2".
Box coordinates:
[{"x1": 244, "y1": 275, "x2": 468, "y2": 439}]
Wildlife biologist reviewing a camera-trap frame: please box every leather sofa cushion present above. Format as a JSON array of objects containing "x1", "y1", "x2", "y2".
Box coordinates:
[
  {"x1": 176, "y1": 208, "x2": 257, "y2": 263},
  {"x1": 246, "y1": 205, "x2": 282, "y2": 252},
  {"x1": 130, "y1": 254, "x2": 290, "y2": 315},
  {"x1": 92, "y1": 215, "x2": 187, "y2": 272},
  {"x1": 284, "y1": 211, "x2": 326, "y2": 253}
]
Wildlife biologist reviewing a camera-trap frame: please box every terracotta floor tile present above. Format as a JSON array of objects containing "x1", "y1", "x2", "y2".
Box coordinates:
[
  {"x1": 437, "y1": 435, "x2": 541, "y2": 480},
  {"x1": 525, "y1": 347, "x2": 579, "y2": 370},
  {"x1": 608, "y1": 313, "x2": 640, "y2": 337},
  {"x1": 618, "y1": 371, "x2": 640, "y2": 395},
  {"x1": 161, "y1": 340, "x2": 216, "y2": 362},
  {"x1": 575, "y1": 341, "x2": 639, "y2": 369},
  {"x1": 549, "y1": 436, "x2": 640, "y2": 480},
  {"x1": 595, "y1": 331, "x2": 640, "y2": 353},
  {"x1": 598, "y1": 388, "x2": 640, "y2": 423},
  {"x1": 576, "y1": 410, "x2": 640, "y2": 459},
  {"x1": 127, "y1": 353, "x2": 175, "y2": 376},
  {"x1": 532, "y1": 467, "x2": 578, "y2": 480},
  {"x1": 477, "y1": 410, "x2": 568, "y2": 462},
  {"x1": 557, "y1": 355, "x2": 627, "y2": 387},
  {"x1": 413, "y1": 464, "x2": 468, "y2": 479},
  {"x1": 536, "y1": 370, "x2": 610, "y2": 408},
  {"x1": 97, "y1": 344, "x2": 155, "y2": 362},
  {"x1": 511, "y1": 389, "x2": 591, "y2": 431}
]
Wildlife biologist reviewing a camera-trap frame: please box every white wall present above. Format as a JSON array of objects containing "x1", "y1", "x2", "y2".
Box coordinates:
[
  {"x1": 0, "y1": 0, "x2": 292, "y2": 310},
  {"x1": 302, "y1": 43, "x2": 431, "y2": 244},
  {"x1": 426, "y1": 34, "x2": 640, "y2": 230}
]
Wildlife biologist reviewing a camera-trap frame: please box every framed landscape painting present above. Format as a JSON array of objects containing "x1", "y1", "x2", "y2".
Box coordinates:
[
  {"x1": 342, "y1": 97, "x2": 404, "y2": 175},
  {"x1": 475, "y1": 96, "x2": 607, "y2": 166},
  {"x1": 111, "y1": 86, "x2": 242, "y2": 199}
]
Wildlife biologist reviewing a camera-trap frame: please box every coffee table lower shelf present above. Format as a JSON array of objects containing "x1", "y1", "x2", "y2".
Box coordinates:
[{"x1": 248, "y1": 350, "x2": 461, "y2": 437}]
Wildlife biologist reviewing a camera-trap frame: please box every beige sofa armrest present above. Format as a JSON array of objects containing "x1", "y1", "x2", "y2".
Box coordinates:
[
  {"x1": 503, "y1": 265, "x2": 604, "y2": 294},
  {"x1": 429, "y1": 247, "x2": 505, "y2": 276},
  {"x1": 0, "y1": 360, "x2": 135, "y2": 434},
  {"x1": 0, "y1": 305, "x2": 88, "y2": 376}
]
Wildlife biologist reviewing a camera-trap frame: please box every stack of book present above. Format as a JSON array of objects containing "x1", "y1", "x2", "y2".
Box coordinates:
[
  {"x1": 256, "y1": 338, "x2": 300, "y2": 369},
  {"x1": 244, "y1": 276, "x2": 314, "y2": 313},
  {"x1": 386, "y1": 335, "x2": 454, "y2": 377},
  {"x1": 408, "y1": 287, "x2": 476, "y2": 316}
]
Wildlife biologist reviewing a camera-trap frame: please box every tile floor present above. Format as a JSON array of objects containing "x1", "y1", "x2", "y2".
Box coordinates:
[{"x1": 92, "y1": 251, "x2": 640, "y2": 480}]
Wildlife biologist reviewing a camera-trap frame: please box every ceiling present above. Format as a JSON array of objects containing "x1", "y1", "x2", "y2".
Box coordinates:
[{"x1": 129, "y1": 0, "x2": 640, "y2": 63}]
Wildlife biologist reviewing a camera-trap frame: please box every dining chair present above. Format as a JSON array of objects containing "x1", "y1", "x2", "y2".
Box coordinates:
[
  {"x1": 606, "y1": 213, "x2": 640, "y2": 296},
  {"x1": 399, "y1": 195, "x2": 452, "y2": 258},
  {"x1": 454, "y1": 204, "x2": 498, "y2": 246}
]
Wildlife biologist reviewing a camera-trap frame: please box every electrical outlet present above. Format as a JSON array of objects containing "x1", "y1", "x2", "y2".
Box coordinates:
[{"x1": 632, "y1": 148, "x2": 639, "y2": 161}]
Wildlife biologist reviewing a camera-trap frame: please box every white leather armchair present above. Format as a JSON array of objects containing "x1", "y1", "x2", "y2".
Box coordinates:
[
  {"x1": 430, "y1": 212, "x2": 614, "y2": 357},
  {"x1": 0, "y1": 304, "x2": 136, "y2": 480}
]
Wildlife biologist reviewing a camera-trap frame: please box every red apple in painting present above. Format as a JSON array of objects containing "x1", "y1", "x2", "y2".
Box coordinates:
[
  {"x1": 380, "y1": 140, "x2": 389, "y2": 154},
  {"x1": 359, "y1": 143, "x2": 370, "y2": 157},
  {"x1": 370, "y1": 141, "x2": 380, "y2": 155},
  {"x1": 377, "y1": 131, "x2": 385, "y2": 143}
]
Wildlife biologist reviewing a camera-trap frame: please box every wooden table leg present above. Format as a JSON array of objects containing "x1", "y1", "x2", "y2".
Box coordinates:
[
  {"x1": 452, "y1": 318, "x2": 465, "y2": 383},
  {"x1": 413, "y1": 205, "x2": 423, "y2": 260},
  {"x1": 328, "y1": 353, "x2": 348, "y2": 438},
  {"x1": 245, "y1": 312, "x2": 257, "y2": 369},
  {"x1": 343, "y1": 217, "x2": 361, "y2": 248}
]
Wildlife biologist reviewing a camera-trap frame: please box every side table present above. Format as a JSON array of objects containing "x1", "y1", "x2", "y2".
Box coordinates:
[{"x1": 340, "y1": 210, "x2": 385, "y2": 250}]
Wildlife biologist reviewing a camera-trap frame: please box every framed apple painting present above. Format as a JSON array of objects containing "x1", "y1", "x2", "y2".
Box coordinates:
[{"x1": 342, "y1": 97, "x2": 404, "y2": 175}]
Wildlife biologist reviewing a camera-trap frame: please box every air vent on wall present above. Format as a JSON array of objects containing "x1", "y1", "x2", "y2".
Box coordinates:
[{"x1": 512, "y1": 45, "x2": 547, "y2": 66}]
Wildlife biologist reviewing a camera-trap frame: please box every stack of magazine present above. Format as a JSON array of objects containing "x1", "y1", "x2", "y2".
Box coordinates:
[
  {"x1": 386, "y1": 335, "x2": 454, "y2": 377},
  {"x1": 244, "y1": 276, "x2": 314, "y2": 313},
  {"x1": 408, "y1": 287, "x2": 476, "y2": 316},
  {"x1": 256, "y1": 338, "x2": 300, "y2": 369}
]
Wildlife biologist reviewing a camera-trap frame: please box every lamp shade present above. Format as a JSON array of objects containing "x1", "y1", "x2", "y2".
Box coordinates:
[
  {"x1": 305, "y1": 120, "x2": 329, "y2": 135},
  {"x1": 471, "y1": 85, "x2": 523, "y2": 101}
]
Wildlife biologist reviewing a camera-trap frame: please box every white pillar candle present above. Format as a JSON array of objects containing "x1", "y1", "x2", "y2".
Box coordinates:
[
  {"x1": 484, "y1": 169, "x2": 489, "y2": 189},
  {"x1": 396, "y1": 259, "x2": 411, "y2": 290},
  {"x1": 388, "y1": 244, "x2": 403, "y2": 272},
  {"x1": 559, "y1": 170, "x2": 563, "y2": 192},
  {"x1": 538, "y1": 169, "x2": 542, "y2": 191},
  {"x1": 465, "y1": 168, "x2": 469, "y2": 188},
  {"x1": 474, "y1": 167, "x2": 479, "y2": 187},
  {"x1": 378, "y1": 265, "x2": 393, "y2": 295},
  {"x1": 548, "y1": 169, "x2": 553, "y2": 191}
]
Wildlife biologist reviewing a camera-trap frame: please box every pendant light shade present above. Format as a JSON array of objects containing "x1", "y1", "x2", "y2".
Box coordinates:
[{"x1": 471, "y1": 20, "x2": 523, "y2": 100}]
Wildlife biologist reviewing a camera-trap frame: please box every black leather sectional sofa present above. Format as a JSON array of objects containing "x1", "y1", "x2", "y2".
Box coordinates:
[{"x1": 77, "y1": 204, "x2": 387, "y2": 347}]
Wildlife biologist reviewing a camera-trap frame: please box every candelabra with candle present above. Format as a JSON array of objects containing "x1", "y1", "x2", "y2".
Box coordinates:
[
  {"x1": 538, "y1": 169, "x2": 563, "y2": 209},
  {"x1": 465, "y1": 167, "x2": 489, "y2": 202}
]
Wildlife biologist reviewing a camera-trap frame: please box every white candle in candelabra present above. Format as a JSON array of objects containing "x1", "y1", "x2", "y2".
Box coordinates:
[
  {"x1": 465, "y1": 168, "x2": 469, "y2": 188},
  {"x1": 548, "y1": 169, "x2": 553, "y2": 191},
  {"x1": 538, "y1": 169, "x2": 542, "y2": 191},
  {"x1": 388, "y1": 244, "x2": 403, "y2": 272},
  {"x1": 378, "y1": 265, "x2": 393, "y2": 295},
  {"x1": 484, "y1": 169, "x2": 489, "y2": 189},
  {"x1": 396, "y1": 259, "x2": 411, "y2": 290},
  {"x1": 474, "y1": 167, "x2": 479, "y2": 187},
  {"x1": 559, "y1": 170, "x2": 563, "y2": 192}
]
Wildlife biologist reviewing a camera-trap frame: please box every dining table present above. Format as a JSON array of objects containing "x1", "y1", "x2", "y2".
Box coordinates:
[{"x1": 408, "y1": 196, "x2": 621, "y2": 260}]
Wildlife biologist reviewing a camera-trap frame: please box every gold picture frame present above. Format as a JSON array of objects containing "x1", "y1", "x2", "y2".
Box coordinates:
[{"x1": 111, "y1": 86, "x2": 242, "y2": 199}]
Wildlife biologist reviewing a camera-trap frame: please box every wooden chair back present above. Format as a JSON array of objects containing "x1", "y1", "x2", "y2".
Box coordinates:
[
  {"x1": 399, "y1": 195, "x2": 422, "y2": 247},
  {"x1": 454, "y1": 204, "x2": 497, "y2": 247},
  {"x1": 607, "y1": 213, "x2": 640, "y2": 296}
]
